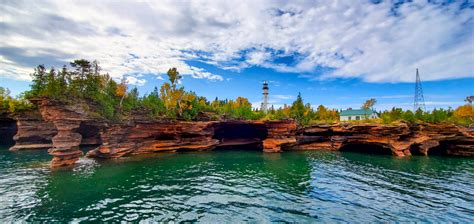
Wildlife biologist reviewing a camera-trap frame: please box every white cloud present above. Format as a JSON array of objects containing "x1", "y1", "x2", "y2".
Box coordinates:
[
  {"x1": 272, "y1": 94, "x2": 295, "y2": 101},
  {"x1": 0, "y1": 0, "x2": 472, "y2": 83},
  {"x1": 252, "y1": 94, "x2": 295, "y2": 109},
  {"x1": 188, "y1": 66, "x2": 223, "y2": 81},
  {"x1": 246, "y1": 51, "x2": 272, "y2": 65},
  {"x1": 0, "y1": 56, "x2": 32, "y2": 80},
  {"x1": 125, "y1": 76, "x2": 146, "y2": 86}
]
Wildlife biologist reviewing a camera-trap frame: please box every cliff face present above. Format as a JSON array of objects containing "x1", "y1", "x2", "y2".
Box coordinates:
[
  {"x1": 409, "y1": 124, "x2": 474, "y2": 156},
  {"x1": 33, "y1": 99, "x2": 105, "y2": 167},
  {"x1": 290, "y1": 123, "x2": 474, "y2": 156},
  {"x1": 87, "y1": 121, "x2": 219, "y2": 158},
  {"x1": 7, "y1": 104, "x2": 102, "y2": 153},
  {"x1": 5, "y1": 99, "x2": 473, "y2": 168},
  {"x1": 8, "y1": 111, "x2": 57, "y2": 151},
  {"x1": 263, "y1": 120, "x2": 297, "y2": 152},
  {"x1": 86, "y1": 120, "x2": 298, "y2": 158}
]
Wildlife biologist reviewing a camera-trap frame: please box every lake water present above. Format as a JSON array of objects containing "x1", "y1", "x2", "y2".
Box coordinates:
[{"x1": 0, "y1": 145, "x2": 473, "y2": 222}]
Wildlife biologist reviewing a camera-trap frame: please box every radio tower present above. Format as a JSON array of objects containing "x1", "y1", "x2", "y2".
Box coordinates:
[
  {"x1": 414, "y1": 68, "x2": 426, "y2": 112},
  {"x1": 262, "y1": 81, "x2": 269, "y2": 113}
]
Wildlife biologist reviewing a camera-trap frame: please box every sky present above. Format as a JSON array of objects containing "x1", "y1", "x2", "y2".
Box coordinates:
[{"x1": 0, "y1": 0, "x2": 473, "y2": 111}]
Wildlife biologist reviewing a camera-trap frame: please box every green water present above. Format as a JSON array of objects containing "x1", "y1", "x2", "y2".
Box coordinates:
[{"x1": 0, "y1": 145, "x2": 473, "y2": 222}]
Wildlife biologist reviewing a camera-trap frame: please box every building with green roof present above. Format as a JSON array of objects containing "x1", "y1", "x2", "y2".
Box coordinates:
[{"x1": 340, "y1": 108, "x2": 378, "y2": 121}]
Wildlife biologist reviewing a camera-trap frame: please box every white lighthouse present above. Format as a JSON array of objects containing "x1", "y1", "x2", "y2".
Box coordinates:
[{"x1": 261, "y1": 81, "x2": 269, "y2": 113}]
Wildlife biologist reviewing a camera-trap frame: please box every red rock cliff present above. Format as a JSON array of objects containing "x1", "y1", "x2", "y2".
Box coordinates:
[
  {"x1": 263, "y1": 120, "x2": 297, "y2": 152},
  {"x1": 8, "y1": 111, "x2": 57, "y2": 151},
  {"x1": 33, "y1": 98, "x2": 105, "y2": 167},
  {"x1": 9, "y1": 99, "x2": 472, "y2": 168},
  {"x1": 86, "y1": 121, "x2": 219, "y2": 159},
  {"x1": 290, "y1": 123, "x2": 473, "y2": 156}
]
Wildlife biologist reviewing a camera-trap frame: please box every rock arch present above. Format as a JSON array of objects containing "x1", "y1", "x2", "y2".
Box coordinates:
[{"x1": 213, "y1": 121, "x2": 267, "y2": 150}]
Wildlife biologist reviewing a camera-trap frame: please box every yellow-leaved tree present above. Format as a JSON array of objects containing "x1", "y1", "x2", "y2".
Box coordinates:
[
  {"x1": 116, "y1": 77, "x2": 128, "y2": 108},
  {"x1": 160, "y1": 68, "x2": 196, "y2": 118},
  {"x1": 362, "y1": 98, "x2": 377, "y2": 109},
  {"x1": 453, "y1": 104, "x2": 473, "y2": 125}
]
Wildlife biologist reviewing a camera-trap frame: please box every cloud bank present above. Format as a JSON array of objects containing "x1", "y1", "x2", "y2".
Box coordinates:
[{"x1": 0, "y1": 0, "x2": 472, "y2": 82}]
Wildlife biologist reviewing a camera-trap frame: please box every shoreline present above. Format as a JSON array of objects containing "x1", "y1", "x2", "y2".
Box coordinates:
[{"x1": 1, "y1": 98, "x2": 473, "y2": 168}]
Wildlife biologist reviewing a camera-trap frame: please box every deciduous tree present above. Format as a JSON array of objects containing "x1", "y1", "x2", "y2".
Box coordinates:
[{"x1": 362, "y1": 98, "x2": 376, "y2": 109}]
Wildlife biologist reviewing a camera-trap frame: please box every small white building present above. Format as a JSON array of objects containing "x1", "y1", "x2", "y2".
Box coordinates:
[{"x1": 340, "y1": 108, "x2": 378, "y2": 121}]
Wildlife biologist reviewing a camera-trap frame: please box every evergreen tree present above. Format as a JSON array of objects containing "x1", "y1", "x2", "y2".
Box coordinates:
[
  {"x1": 29, "y1": 64, "x2": 47, "y2": 96},
  {"x1": 290, "y1": 93, "x2": 306, "y2": 125},
  {"x1": 70, "y1": 59, "x2": 92, "y2": 96}
]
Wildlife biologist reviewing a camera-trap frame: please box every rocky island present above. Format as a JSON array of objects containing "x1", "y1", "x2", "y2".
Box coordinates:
[
  {"x1": 0, "y1": 61, "x2": 473, "y2": 168},
  {"x1": 1, "y1": 97, "x2": 472, "y2": 168},
  {"x1": 2, "y1": 1, "x2": 474, "y2": 222}
]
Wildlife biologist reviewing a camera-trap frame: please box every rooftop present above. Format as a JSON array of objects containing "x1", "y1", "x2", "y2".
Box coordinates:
[{"x1": 340, "y1": 108, "x2": 375, "y2": 116}]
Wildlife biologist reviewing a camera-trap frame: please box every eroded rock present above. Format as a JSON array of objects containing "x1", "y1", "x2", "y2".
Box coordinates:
[
  {"x1": 34, "y1": 98, "x2": 94, "y2": 168},
  {"x1": 87, "y1": 121, "x2": 219, "y2": 158},
  {"x1": 292, "y1": 122, "x2": 473, "y2": 156},
  {"x1": 8, "y1": 111, "x2": 57, "y2": 151},
  {"x1": 5, "y1": 98, "x2": 473, "y2": 168},
  {"x1": 263, "y1": 120, "x2": 297, "y2": 152}
]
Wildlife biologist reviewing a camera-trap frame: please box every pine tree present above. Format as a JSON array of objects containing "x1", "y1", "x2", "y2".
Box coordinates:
[{"x1": 290, "y1": 92, "x2": 306, "y2": 125}]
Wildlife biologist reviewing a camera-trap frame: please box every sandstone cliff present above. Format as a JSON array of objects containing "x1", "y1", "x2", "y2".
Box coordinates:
[
  {"x1": 263, "y1": 120, "x2": 297, "y2": 152},
  {"x1": 4, "y1": 99, "x2": 473, "y2": 168},
  {"x1": 33, "y1": 98, "x2": 105, "y2": 167},
  {"x1": 290, "y1": 123, "x2": 474, "y2": 156},
  {"x1": 87, "y1": 121, "x2": 218, "y2": 159},
  {"x1": 86, "y1": 119, "x2": 299, "y2": 158},
  {"x1": 8, "y1": 111, "x2": 57, "y2": 151}
]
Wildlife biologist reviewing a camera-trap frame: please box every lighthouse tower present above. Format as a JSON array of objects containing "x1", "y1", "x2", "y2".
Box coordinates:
[{"x1": 262, "y1": 81, "x2": 269, "y2": 113}]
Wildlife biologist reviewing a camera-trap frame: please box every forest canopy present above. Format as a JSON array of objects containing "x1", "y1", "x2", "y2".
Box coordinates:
[
  {"x1": 17, "y1": 59, "x2": 265, "y2": 121},
  {"x1": 0, "y1": 59, "x2": 472, "y2": 126}
]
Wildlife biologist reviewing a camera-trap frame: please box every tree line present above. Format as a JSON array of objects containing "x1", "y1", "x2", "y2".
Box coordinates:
[
  {"x1": 377, "y1": 105, "x2": 473, "y2": 125},
  {"x1": 1, "y1": 59, "x2": 264, "y2": 121},
  {"x1": 0, "y1": 59, "x2": 472, "y2": 126}
]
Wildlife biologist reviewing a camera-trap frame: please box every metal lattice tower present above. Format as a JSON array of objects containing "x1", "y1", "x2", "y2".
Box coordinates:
[
  {"x1": 414, "y1": 68, "x2": 426, "y2": 112},
  {"x1": 262, "y1": 81, "x2": 269, "y2": 113}
]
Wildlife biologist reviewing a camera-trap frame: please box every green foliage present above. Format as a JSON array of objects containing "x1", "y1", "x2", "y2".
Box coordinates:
[
  {"x1": 401, "y1": 110, "x2": 415, "y2": 124},
  {"x1": 122, "y1": 87, "x2": 140, "y2": 112},
  {"x1": 231, "y1": 97, "x2": 254, "y2": 119},
  {"x1": 315, "y1": 105, "x2": 339, "y2": 122},
  {"x1": 377, "y1": 106, "x2": 471, "y2": 125},
  {"x1": 415, "y1": 108, "x2": 423, "y2": 121},
  {"x1": 453, "y1": 104, "x2": 473, "y2": 125},
  {"x1": 264, "y1": 95, "x2": 339, "y2": 126},
  {"x1": 159, "y1": 71, "x2": 198, "y2": 119},
  {"x1": 271, "y1": 105, "x2": 290, "y2": 120},
  {"x1": 290, "y1": 93, "x2": 306, "y2": 125},
  {"x1": 24, "y1": 60, "x2": 267, "y2": 121},
  {"x1": 26, "y1": 60, "x2": 123, "y2": 119},
  {"x1": 141, "y1": 87, "x2": 165, "y2": 118},
  {"x1": 0, "y1": 87, "x2": 34, "y2": 113},
  {"x1": 20, "y1": 59, "x2": 473, "y2": 126},
  {"x1": 167, "y1": 68, "x2": 182, "y2": 88}
]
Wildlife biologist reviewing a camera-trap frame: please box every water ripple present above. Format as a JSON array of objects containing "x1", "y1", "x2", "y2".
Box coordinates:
[{"x1": 0, "y1": 148, "x2": 473, "y2": 222}]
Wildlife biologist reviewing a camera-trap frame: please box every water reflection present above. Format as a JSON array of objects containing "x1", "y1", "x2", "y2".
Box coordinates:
[
  {"x1": 0, "y1": 146, "x2": 473, "y2": 222},
  {"x1": 27, "y1": 151, "x2": 315, "y2": 222}
]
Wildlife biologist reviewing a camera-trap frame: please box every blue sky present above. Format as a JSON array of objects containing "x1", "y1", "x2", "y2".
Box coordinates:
[{"x1": 0, "y1": 0, "x2": 473, "y2": 111}]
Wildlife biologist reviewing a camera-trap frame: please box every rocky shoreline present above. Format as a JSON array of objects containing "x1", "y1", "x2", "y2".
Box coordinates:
[{"x1": 1, "y1": 98, "x2": 473, "y2": 168}]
